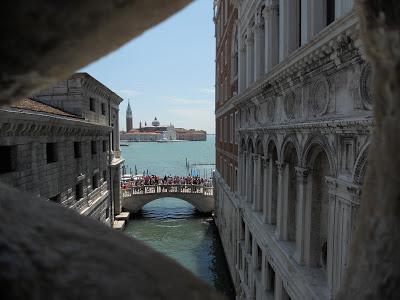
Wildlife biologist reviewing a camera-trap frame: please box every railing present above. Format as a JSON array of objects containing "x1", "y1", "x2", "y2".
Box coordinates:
[{"x1": 122, "y1": 184, "x2": 214, "y2": 198}]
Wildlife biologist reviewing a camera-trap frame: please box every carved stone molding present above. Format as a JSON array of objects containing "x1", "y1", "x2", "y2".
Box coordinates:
[
  {"x1": 311, "y1": 78, "x2": 330, "y2": 116},
  {"x1": 266, "y1": 98, "x2": 276, "y2": 122},
  {"x1": 353, "y1": 147, "x2": 368, "y2": 185},
  {"x1": 0, "y1": 119, "x2": 110, "y2": 137},
  {"x1": 360, "y1": 63, "x2": 374, "y2": 110},
  {"x1": 295, "y1": 166, "x2": 310, "y2": 178},
  {"x1": 284, "y1": 91, "x2": 299, "y2": 120}
]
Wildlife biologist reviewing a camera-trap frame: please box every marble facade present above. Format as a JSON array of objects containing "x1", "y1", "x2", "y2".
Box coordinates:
[{"x1": 214, "y1": 0, "x2": 371, "y2": 299}]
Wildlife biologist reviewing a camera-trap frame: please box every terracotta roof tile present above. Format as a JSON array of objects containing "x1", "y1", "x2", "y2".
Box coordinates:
[{"x1": 10, "y1": 98, "x2": 79, "y2": 118}]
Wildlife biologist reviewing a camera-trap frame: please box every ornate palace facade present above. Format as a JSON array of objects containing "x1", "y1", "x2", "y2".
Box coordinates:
[
  {"x1": 0, "y1": 73, "x2": 124, "y2": 226},
  {"x1": 214, "y1": 0, "x2": 371, "y2": 299}
]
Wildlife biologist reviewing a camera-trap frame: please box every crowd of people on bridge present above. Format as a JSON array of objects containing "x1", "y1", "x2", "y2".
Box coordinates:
[{"x1": 121, "y1": 175, "x2": 213, "y2": 190}]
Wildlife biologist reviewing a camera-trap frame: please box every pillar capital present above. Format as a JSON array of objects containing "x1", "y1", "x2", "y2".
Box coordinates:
[
  {"x1": 295, "y1": 166, "x2": 310, "y2": 178},
  {"x1": 325, "y1": 176, "x2": 338, "y2": 196},
  {"x1": 276, "y1": 161, "x2": 285, "y2": 172},
  {"x1": 261, "y1": 156, "x2": 269, "y2": 166},
  {"x1": 246, "y1": 28, "x2": 254, "y2": 43},
  {"x1": 269, "y1": 4, "x2": 279, "y2": 13}
]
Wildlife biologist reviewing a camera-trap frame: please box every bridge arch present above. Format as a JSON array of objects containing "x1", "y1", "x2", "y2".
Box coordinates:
[{"x1": 121, "y1": 185, "x2": 215, "y2": 214}]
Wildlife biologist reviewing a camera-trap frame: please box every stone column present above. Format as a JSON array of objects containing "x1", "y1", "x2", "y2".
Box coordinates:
[
  {"x1": 295, "y1": 166, "x2": 309, "y2": 265},
  {"x1": 238, "y1": 150, "x2": 243, "y2": 196},
  {"x1": 276, "y1": 161, "x2": 285, "y2": 239},
  {"x1": 269, "y1": 3, "x2": 280, "y2": 68},
  {"x1": 246, "y1": 28, "x2": 254, "y2": 88},
  {"x1": 274, "y1": 272, "x2": 289, "y2": 300},
  {"x1": 242, "y1": 151, "x2": 248, "y2": 198},
  {"x1": 115, "y1": 109, "x2": 120, "y2": 152},
  {"x1": 253, "y1": 154, "x2": 261, "y2": 211},
  {"x1": 262, "y1": 157, "x2": 269, "y2": 222},
  {"x1": 326, "y1": 176, "x2": 337, "y2": 292},
  {"x1": 266, "y1": 158, "x2": 274, "y2": 223},
  {"x1": 239, "y1": 43, "x2": 246, "y2": 93},
  {"x1": 262, "y1": 6, "x2": 270, "y2": 73},
  {"x1": 254, "y1": 13, "x2": 265, "y2": 81},
  {"x1": 244, "y1": 225, "x2": 250, "y2": 253},
  {"x1": 246, "y1": 153, "x2": 251, "y2": 202}
]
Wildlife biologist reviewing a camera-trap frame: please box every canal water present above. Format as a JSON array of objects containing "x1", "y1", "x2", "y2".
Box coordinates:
[{"x1": 121, "y1": 135, "x2": 235, "y2": 298}]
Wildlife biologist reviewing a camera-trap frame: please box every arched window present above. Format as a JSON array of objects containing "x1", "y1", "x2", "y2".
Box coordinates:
[{"x1": 231, "y1": 26, "x2": 239, "y2": 94}]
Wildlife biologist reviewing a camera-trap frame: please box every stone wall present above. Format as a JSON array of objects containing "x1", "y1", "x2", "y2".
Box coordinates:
[
  {"x1": 215, "y1": 1, "x2": 372, "y2": 299},
  {"x1": 0, "y1": 109, "x2": 112, "y2": 225}
]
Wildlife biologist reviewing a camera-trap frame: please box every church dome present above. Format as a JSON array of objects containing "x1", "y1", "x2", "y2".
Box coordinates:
[{"x1": 152, "y1": 117, "x2": 160, "y2": 127}]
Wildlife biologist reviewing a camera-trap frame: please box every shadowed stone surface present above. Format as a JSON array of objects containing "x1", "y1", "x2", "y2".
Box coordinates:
[
  {"x1": 0, "y1": 183, "x2": 221, "y2": 299},
  {"x1": 338, "y1": 0, "x2": 400, "y2": 299},
  {"x1": 0, "y1": 0, "x2": 191, "y2": 103}
]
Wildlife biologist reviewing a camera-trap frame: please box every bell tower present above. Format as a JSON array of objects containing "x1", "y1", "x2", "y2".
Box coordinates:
[{"x1": 126, "y1": 100, "x2": 133, "y2": 132}]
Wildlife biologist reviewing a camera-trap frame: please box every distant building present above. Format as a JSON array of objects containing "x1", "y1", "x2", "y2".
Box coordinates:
[
  {"x1": 126, "y1": 101, "x2": 133, "y2": 132},
  {"x1": 120, "y1": 104, "x2": 206, "y2": 142},
  {"x1": 175, "y1": 128, "x2": 207, "y2": 141},
  {"x1": 0, "y1": 73, "x2": 124, "y2": 226}
]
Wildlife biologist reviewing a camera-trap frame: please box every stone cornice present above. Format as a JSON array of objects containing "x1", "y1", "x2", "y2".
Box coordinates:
[
  {"x1": 75, "y1": 73, "x2": 123, "y2": 105},
  {"x1": 238, "y1": 116, "x2": 373, "y2": 134},
  {"x1": 216, "y1": 10, "x2": 360, "y2": 118},
  {"x1": 0, "y1": 109, "x2": 111, "y2": 137}
]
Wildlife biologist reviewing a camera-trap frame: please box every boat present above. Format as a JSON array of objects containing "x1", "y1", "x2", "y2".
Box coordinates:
[
  {"x1": 157, "y1": 132, "x2": 170, "y2": 143},
  {"x1": 120, "y1": 143, "x2": 129, "y2": 147}
]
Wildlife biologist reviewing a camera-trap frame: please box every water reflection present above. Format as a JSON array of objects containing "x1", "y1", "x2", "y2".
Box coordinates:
[{"x1": 124, "y1": 198, "x2": 235, "y2": 299}]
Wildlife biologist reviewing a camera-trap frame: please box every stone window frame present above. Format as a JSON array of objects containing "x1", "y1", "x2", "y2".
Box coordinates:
[
  {"x1": 49, "y1": 194, "x2": 61, "y2": 203},
  {"x1": 75, "y1": 181, "x2": 84, "y2": 201},
  {"x1": 46, "y1": 142, "x2": 58, "y2": 164},
  {"x1": 91, "y1": 140, "x2": 97, "y2": 156},
  {"x1": 92, "y1": 172, "x2": 99, "y2": 190},
  {"x1": 74, "y1": 141, "x2": 82, "y2": 159},
  {"x1": 0, "y1": 145, "x2": 17, "y2": 173},
  {"x1": 89, "y1": 97, "x2": 96, "y2": 112},
  {"x1": 102, "y1": 140, "x2": 107, "y2": 153}
]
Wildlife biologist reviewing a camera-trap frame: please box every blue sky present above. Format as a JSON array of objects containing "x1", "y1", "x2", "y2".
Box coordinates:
[{"x1": 81, "y1": 0, "x2": 216, "y2": 133}]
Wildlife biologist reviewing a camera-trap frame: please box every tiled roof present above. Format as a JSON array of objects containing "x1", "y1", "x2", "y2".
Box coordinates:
[{"x1": 10, "y1": 98, "x2": 79, "y2": 118}]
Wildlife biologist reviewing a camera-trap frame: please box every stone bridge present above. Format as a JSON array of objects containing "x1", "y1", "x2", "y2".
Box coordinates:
[{"x1": 121, "y1": 184, "x2": 215, "y2": 213}]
